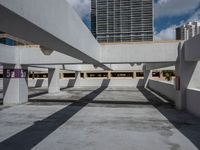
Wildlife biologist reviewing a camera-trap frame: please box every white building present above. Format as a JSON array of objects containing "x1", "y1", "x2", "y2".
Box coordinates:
[{"x1": 176, "y1": 21, "x2": 200, "y2": 40}]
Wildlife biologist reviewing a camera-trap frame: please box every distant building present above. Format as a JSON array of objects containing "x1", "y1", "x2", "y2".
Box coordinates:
[
  {"x1": 176, "y1": 21, "x2": 200, "y2": 40},
  {"x1": 91, "y1": 0, "x2": 153, "y2": 43}
]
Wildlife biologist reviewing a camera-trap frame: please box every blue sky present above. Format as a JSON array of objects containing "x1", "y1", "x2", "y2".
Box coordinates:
[{"x1": 67, "y1": 0, "x2": 200, "y2": 40}]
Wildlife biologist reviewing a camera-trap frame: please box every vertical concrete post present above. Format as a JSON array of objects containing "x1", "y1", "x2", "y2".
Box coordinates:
[
  {"x1": 108, "y1": 71, "x2": 111, "y2": 79},
  {"x1": 75, "y1": 71, "x2": 81, "y2": 86},
  {"x1": 143, "y1": 66, "x2": 152, "y2": 88},
  {"x1": 160, "y1": 71, "x2": 164, "y2": 80},
  {"x1": 83, "y1": 72, "x2": 87, "y2": 79},
  {"x1": 3, "y1": 64, "x2": 28, "y2": 105},
  {"x1": 133, "y1": 71, "x2": 136, "y2": 79},
  {"x1": 48, "y1": 66, "x2": 60, "y2": 94},
  {"x1": 175, "y1": 42, "x2": 197, "y2": 110}
]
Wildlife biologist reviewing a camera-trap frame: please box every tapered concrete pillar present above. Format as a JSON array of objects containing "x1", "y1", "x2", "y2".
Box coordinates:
[
  {"x1": 83, "y1": 72, "x2": 87, "y2": 79},
  {"x1": 175, "y1": 43, "x2": 197, "y2": 110},
  {"x1": 3, "y1": 64, "x2": 28, "y2": 105},
  {"x1": 48, "y1": 66, "x2": 60, "y2": 93},
  {"x1": 75, "y1": 71, "x2": 81, "y2": 86},
  {"x1": 143, "y1": 66, "x2": 152, "y2": 88},
  {"x1": 108, "y1": 72, "x2": 111, "y2": 79}
]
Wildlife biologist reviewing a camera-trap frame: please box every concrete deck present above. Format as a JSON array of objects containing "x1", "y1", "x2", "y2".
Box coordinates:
[{"x1": 0, "y1": 87, "x2": 200, "y2": 150}]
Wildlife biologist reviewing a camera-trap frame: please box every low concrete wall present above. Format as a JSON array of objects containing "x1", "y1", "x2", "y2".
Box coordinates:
[
  {"x1": 147, "y1": 79, "x2": 176, "y2": 102},
  {"x1": 0, "y1": 79, "x2": 2, "y2": 89},
  {"x1": 28, "y1": 78, "x2": 144, "y2": 87},
  {"x1": 187, "y1": 88, "x2": 200, "y2": 117}
]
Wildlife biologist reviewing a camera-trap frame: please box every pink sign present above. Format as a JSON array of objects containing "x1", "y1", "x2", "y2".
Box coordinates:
[{"x1": 3, "y1": 69, "x2": 28, "y2": 78}]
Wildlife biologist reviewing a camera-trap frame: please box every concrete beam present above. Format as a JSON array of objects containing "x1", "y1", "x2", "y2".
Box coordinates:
[
  {"x1": 0, "y1": 44, "x2": 17, "y2": 64},
  {"x1": 19, "y1": 46, "x2": 82, "y2": 65},
  {"x1": 61, "y1": 64, "x2": 144, "y2": 71},
  {"x1": 0, "y1": 0, "x2": 110, "y2": 70},
  {"x1": 101, "y1": 42, "x2": 179, "y2": 63},
  {"x1": 145, "y1": 62, "x2": 175, "y2": 70},
  {"x1": 184, "y1": 34, "x2": 200, "y2": 61}
]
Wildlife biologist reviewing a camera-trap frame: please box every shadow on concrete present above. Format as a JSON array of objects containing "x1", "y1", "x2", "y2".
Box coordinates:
[
  {"x1": 35, "y1": 79, "x2": 44, "y2": 88},
  {"x1": 60, "y1": 79, "x2": 76, "y2": 90},
  {"x1": 29, "y1": 99, "x2": 157, "y2": 106},
  {"x1": 137, "y1": 79, "x2": 144, "y2": 87},
  {"x1": 138, "y1": 87, "x2": 200, "y2": 149},
  {"x1": 28, "y1": 89, "x2": 48, "y2": 99},
  {"x1": 0, "y1": 79, "x2": 110, "y2": 150}
]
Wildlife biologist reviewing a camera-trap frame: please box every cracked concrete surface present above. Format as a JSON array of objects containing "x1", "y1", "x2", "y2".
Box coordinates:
[{"x1": 0, "y1": 87, "x2": 200, "y2": 150}]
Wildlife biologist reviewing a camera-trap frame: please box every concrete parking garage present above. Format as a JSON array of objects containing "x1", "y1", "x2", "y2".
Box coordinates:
[{"x1": 0, "y1": 87, "x2": 200, "y2": 150}]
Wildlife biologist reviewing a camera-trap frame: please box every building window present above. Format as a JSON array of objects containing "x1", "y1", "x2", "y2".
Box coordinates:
[
  {"x1": 111, "y1": 72, "x2": 133, "y2": 78},
  {"x1": 136, "y1": 72, "x2": 144, "y2": 77},
  {"x1": 87, "y1": 73, "x2": 108, "y2": 78}
]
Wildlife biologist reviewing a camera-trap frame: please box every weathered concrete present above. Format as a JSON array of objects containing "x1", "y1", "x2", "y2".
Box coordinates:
[
  {"x1": 101, "y1": 42, "x2": 179, "y2": 63},
  {"x1": 184, "y1": 34, "x2": 200, "y2": 61},
  {"x1": 143, "y1": 66, "x2": 152, "y2": 87},
  {"x1": 0, "y1": 0, "x2": 111, "y2": 70},
  {"x1": 0, "y1": 87, "x2": 200, "y2": 150},
  {"x1": 187, "y1": 88, "x2": 200, "y2": 117},
  {"x1": 3, "y1": 64, "x2": 28, "y2": 105},
  {"x1": 0, "y1": 44, "x2": 18, "y2": 64},
  {"x1": 148, "y1": 79, "x2": 176, "y2": 102},
  {"x1": 175, "y1": 42, "x2": 198, "y2": 110},
  {"x1": 48, "y1": 66, "x2": 60, "y2": 94},
  {"x1": 27, "y1": 79, "x2": 144, "y2": 88}
]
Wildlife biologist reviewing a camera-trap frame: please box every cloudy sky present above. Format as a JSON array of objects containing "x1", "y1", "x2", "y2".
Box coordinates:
[{"x1": 67, "y1": 0, "x2": 200, "y2": 40}]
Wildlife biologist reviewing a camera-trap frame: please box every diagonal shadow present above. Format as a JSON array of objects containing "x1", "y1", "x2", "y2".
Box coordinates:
[
  {"x1": 28, "y1": 88, "x2": 48, "y2": 99},
  {"x1": 0, "y1": 79, "x2": 110, "y2": 150},
  {"x1": 138, "y1": 87, "x2": 200, "y2": 149}
]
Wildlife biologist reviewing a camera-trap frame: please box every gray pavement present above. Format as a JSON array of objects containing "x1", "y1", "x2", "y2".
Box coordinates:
[{"x1": 0, "y1": 87, "x2": 200, "y2": 150}]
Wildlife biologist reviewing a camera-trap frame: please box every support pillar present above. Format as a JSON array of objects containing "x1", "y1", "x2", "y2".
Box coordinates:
[
  {"x1": 108, "y1": 71, "x2": 111, "y2": 79},
  {"x1": 83, "y1": 72, "x2": 87, "y2": 79},
  {"x1": 75, "y1": 71, "x2": 81, "y2": 86},
  {"x1": 133, "y1": 71, "x2": 136, "y2": 79},
  {"x1": 175, "y1": 43, "x2": 197, "y2": 110},
  {"x1": 48, "y1": 66, "x2": 60, "y2": 93},
  {"x1": 143, "y1": 66, "x2": 152, "y2": 88},
  {"x1": 3, "y1": 64, "x2": 28, "y2": 105},
  {"x1": 160, "y1": 71, "x2": 164, "y2": 80}
]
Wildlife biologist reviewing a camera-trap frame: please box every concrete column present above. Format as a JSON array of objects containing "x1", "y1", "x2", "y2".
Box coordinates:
[
  {"x1": 3, "y1": 64, "x2": 28, "y2": 105},
  {"x1": 83, "y1": 72, "x2": 87, "y2": 79},
  {"x1": 143, "y1": 66, "x2": 152, "y2": 88},
  {"x1": 75, "y1": 71, "x2": 81, "y2": 86},
  {"x1": 175, "y1": 43, "x2": 197, "y2": 110},
  {"x1": 48, "y1": 66, "x2": 60, "y2": 94},
  {"x1": 133, "y1": 71, "x2": 136, "y2": 78},
  {"x1": 108, "y1": 71, "x2": 111, "y2": 79},
  {"x1": 59, "y1": 72, "x2": 64, "y2": 79},
  {"x1": 160, "y1": 71, "x2": 164, "y2": 80}
]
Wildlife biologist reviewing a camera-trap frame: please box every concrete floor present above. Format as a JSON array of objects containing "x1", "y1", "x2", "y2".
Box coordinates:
[{"x1": 0, "y1": 87, "x2": 200, "y2": 150}]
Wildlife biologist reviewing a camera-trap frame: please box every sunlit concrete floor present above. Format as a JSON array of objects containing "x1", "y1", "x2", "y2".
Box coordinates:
[{"x1": 0, "y1": 87, "x2": 200, "y2": 150}]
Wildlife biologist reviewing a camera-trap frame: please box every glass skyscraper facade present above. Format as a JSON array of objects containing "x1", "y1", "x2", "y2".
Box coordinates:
[{"x1": 91, "y1": 0, "x2": 153, "y2": 43}]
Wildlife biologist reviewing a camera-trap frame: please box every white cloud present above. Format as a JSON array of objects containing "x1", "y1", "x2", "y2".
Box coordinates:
[
  {"x1": 188, "y1": 9, "x2": 200, "y2": 21},
  {"x1": 155, "y1": 25, "x2": 177, "y2": 40},
  {"x1": 66, "y1": 0, "x2": 91, "y2": 19},
  {"x1": 155, "y1": 8, "x2": 200, "y2": 40},
  {"x1": 155, "y1": 0, "x2": 200, "y2": 19}
]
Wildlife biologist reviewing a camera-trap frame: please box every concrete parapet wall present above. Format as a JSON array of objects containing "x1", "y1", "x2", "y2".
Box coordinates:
[
  {"x1": 147, "y1": 79, "x2": 176, "y2": 102},
  {"x1": 187, "y1": 88, "x2": 200, "y2": 117},
  {"x1": 27, "y1": 79, "x2": 144, "y2": 88}
]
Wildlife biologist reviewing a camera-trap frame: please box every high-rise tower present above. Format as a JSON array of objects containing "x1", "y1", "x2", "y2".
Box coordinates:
[{"x1": 91, "y1": 0, "x2": 153, "y2": 43}]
